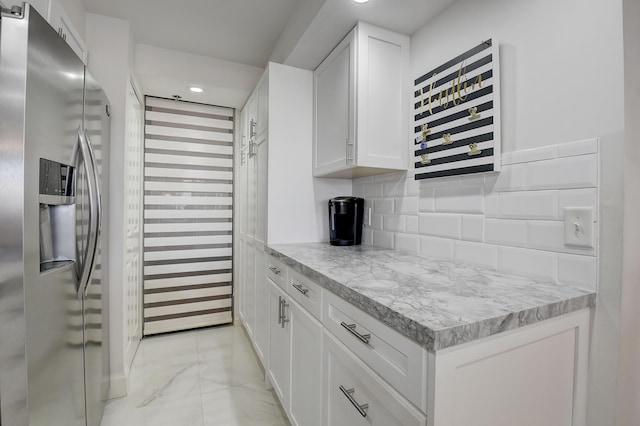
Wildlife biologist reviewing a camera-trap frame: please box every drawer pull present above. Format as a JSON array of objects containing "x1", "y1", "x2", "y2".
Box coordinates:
[
  {"x1": 340, "y1": 322, "x2": 371, "y2": 345},
  {"x1": 281, "y1": 298, "x2": 289, "y2": 328},
  {"x1": 292, "y1": 283, "x2": 308, "y2": 295},
  {"x1": 269, "y1": 266, "x2": 281, "y2": 275},
  {"x1": 339, "y1": 385, "x2": 369, "y2": 418}
]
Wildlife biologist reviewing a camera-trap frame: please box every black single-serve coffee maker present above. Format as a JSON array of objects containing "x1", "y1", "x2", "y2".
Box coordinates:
[{"x1": 328, "y1": 196, "x2": 365, "y2": 246}]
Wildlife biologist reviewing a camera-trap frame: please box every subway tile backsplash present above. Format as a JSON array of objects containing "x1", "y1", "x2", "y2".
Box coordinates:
[{"x1": 354, "y1": 138, "x2": 599, "y2": 290}]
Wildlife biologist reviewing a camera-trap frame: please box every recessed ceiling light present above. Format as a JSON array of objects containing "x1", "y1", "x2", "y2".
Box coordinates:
[
  {"x1": 189, "y1": 86, "x2": 204, "y2": 93},
  {"x1": 353, "y1": 0, "x2": 370, "y2": 3}
]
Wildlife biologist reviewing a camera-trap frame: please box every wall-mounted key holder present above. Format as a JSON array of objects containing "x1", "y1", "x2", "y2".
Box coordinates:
[
  {"x1": 468, "y1": 142, "x2": 482, "y2": 156},
  {"x1": 468, "y1": 106, "x2": 481, "y2": 121},
  {"x1": 413, "y1": 38, "x2": 501, "y2": 180}
]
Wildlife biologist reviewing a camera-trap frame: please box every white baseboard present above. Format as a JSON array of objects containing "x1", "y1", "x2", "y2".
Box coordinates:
[{"x1": 107, "y1": 370, "x2": 129, "y2": 399}]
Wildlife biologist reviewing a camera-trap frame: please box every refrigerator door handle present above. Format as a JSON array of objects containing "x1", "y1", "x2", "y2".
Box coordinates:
[
  {"x1": 75, "y1": 128, "x2": 99, "y2": 300},
  {"x1": 82, "y1": 129, "x2": 102, "y2": 297}
]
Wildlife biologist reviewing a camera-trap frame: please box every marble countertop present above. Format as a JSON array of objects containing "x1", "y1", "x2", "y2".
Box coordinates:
[{"x1": 265, "y1": 243, "x2": 596, "y2": 352}]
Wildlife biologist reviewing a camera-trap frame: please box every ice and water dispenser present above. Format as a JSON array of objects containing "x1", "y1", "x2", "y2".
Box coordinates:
[
  {"x1": 39, "y1": 158, "x2": 76, "y2": 272},
  {"x1": 328, "y1": 196, "x2": 364, "y2": 246}
]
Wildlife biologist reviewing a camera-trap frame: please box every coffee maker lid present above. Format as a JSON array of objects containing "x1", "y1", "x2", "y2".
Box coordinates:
[{"x1": 330, "y1": 196, "x2": 363, "y2": 203}]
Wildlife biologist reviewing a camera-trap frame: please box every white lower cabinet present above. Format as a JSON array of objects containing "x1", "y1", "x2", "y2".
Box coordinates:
[
  {"x1": 267, "y1": 278, "x2": 290, "y2": 412},
  {"x1": 289, "y1": 299, "x2": 323, "y2": 426},
  {"x1": 324, "y1": 330, "x2": 426, "y2": 426},
  {"x1": 253, "y1": 248, "x2": 268, "y2": 364},
  {"x1": 243, "y1": 241, "x2": 256, "y2": 339},
  {"x1": 246, "y1": 254, "x2": 591, "y2": 426}
]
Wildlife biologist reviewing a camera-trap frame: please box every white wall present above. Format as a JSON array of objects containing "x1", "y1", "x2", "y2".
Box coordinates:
[
  {"x1": 134, "y1": 44, "x2": 264, "y2": 109},
  {"x1": 57, "y1": 0, "x2": 86, "y2": 37},
  {"x1": 617, "y1": 0, "x2": 640, "y2": 423},
  {"x1": 386, "y1": 0, "x2": 625, "y2": 424},
  {"x1": 266, "y1": 63, "x2": 351, "y2": 244},
  {"x1": 355, "y1": 140, "x2": 600, "y2": 289},
  {"x1": 85, "y1": 12, "x2": 138, "y2": 398},
  {"x1": 411, "y1": 0, "x2": 624, "y2": 153}
]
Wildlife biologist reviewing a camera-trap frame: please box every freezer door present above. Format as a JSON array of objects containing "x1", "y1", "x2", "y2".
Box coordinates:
[
  {"x1": 0, "y1": 5, "x2": 87, "y2": 426},
  {"x1": 83, "y1": 69, "x2": 111, "y2": 426}
]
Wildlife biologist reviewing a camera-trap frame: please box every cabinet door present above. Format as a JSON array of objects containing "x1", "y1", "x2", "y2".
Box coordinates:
[
  {"x1": 48, "y1": 0, "x2": 87, "y2": 63},
  {"x1": 253, "y1": 248, "x2": 269, "y2": 367},
  {"x1": 255, "y1": 135, "x2": 268, "y2": 245},
  {"x1": 237, "y1": 108, "x2": 248, "y2": 323},
  {"x1": 243, "y1": 241, "x2": 256, "y2": 338},
  {"x1": 323, "y1": 331, "x2": 426, "y2": 426},
  {"x1": 313, "y1": 29, "x2": 356, "y2": 176},
  {"x1": 246, "y1": 134, "x2": 257, "y2": 241},
  {"x1": 257, "y1": 78, "x2": 269, "y2": 137},
  {"x1": 355, "y1": 23, "x2": 409, "y2": 170},
  {"x1": 289, "y1": 300, "x2": 322, "y2": 426},
  {"x1": 268, "y1": 279, "x2": 290, "y2": 412},
  {"x1": 28, "y1": 0, "x2": 50, "y2": 20}
]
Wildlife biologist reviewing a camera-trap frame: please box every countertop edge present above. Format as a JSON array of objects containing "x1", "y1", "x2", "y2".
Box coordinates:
[{"x1": 265, "y1": 245, "x2": 596, "y2": 352}]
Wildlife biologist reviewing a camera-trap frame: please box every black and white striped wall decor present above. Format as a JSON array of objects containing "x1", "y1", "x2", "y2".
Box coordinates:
[{"x1": 413, "y1": 39, "x2": 501, "y2": 180}]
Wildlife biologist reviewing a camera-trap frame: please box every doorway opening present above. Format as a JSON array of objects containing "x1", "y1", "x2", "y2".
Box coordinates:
[{"x1": 142, "y1": 96, "x2": 234, "y2": 335}]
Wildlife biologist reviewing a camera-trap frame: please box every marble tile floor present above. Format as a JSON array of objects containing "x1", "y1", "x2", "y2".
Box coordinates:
[{"x1": 100, "y1": 324, "x2": 290, "y2": 426}]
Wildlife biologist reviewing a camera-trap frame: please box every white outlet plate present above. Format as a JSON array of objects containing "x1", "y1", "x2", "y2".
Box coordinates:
[{"x1": 564, "y1": 207, "x2": 594, "y2": 248}]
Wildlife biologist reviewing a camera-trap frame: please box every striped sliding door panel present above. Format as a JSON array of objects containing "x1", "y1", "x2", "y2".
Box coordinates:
[{"x1": 143, "y1": 96, "x2": 234, "y2": 335}]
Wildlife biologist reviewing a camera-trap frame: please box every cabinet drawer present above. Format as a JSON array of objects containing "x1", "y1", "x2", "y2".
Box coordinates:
[
  {"x1": 267, "y1": 255, "x2": 287, "y2": 290},
  {"x1": 287, "y1": 270, "x2": 322, "y2": 321},
  {"x1": 324, "y1": 330, "x2": 426, "y2": 426},
  {"x1": 323, "y1": 290, "x2": 427, "y2": 412}
]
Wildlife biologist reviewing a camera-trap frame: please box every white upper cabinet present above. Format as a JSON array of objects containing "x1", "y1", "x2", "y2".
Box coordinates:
[
  {"x1": 47, "y1": 0, "x2": 88, "y2": 63},
  {"x1": 28, "y1": 0, "x2": 50, "y2": 20},
  {"x1": 313, "y1": 22, "x2": 410, "y2": 178}
]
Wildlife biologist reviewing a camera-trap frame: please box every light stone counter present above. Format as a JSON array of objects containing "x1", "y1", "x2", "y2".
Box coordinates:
[{"x1": 265, "y1": 243, "x2": 595, "y2": 352}]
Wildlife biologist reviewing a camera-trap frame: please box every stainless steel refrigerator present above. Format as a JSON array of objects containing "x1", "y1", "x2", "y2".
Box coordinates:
[{"x1": 0, "y1": 3, "x2": 110, "y2": 425}]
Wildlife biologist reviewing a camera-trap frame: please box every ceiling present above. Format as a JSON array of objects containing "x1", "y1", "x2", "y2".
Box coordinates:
[
  {"x1": 81, "y1": 0, "x2": 457, "y2": 70},
  {"x1": 81, "y1": 0, "x2": 298, "y2": 68}
]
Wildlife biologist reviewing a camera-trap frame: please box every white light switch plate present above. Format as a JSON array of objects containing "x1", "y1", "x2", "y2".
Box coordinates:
[{"x1": 564, "y1": 207, "x2": 594, "y2": 248}]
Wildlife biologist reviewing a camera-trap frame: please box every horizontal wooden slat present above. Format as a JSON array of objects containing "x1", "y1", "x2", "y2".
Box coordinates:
[
  {"x1": 146, "y1": 111, "x2": 234, "y2": 130},
  {"x1": 144, "y1": 285, "x2": 232, "y2": 304},
  {"x1": 144, "y1": 247, "x2": 232, "y2": 262},
  {"x1": 145, "y1": 153, "x2": 232, "y2": 168},
  {"x1": 144, "y1": 298, "x2": 231, "y2": 317},
  {"x1": 144, "y1": 273, "x2": 232, "y2": 290},
  {"x1": 144, "y1": 222, "x2": 232, "y2": 233},
  {"x1": 144, "y1": 260, "x2": 232, "y2": 275},
  {"x1": 144, "y1": 209, "x2": 232, "y2": 219},
  {"x1": 143, "y1": 311, "x2": 232, "y2": 335},
  {"x1": 145, "y1": 167, "x2": 233, "y2": 181},
  {"x1": 146, "y1": 125, "x2": 233, "y2": 142},
  {"x1": 146, "y1": 138, "x2": 233, "y2": 156},
  {"x1": 146, "y1": 97, "x2": 234, "y2": 118},
  {"x1": 144, "y1": 235, "x2": 232, "y2": 247},
  {"x1": 145, "y1": 181, "x2": 233, "y2": 193},
  {"x1": 144, "y1": 195, "x2": 233, "y2": 207}
]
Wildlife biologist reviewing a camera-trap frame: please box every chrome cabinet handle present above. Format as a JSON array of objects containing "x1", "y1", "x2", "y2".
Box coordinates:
[
  {"x1": 340, "y1": 322, "x2": 371, "y2": 345},
  {"x1": 292, "y1": 283, "x2": 308, "y2": 295},
  {"x1": 250, "y1": 119, "x2": 257, "y2": 138},
  {"x1": 269, "y1": 266, "x2": 281, "y2": 275},
  {"x1": 346, "y1": 138, "x2": 355, "y2": 163},
  {"x1": 281, "y1": 298, "x2": 289, "y2": 328},
  {"x1": 277, "y1": 296, "x2": 283, "y2": 324},
  {"x1": 339, "y1": 385, "x2": 369, "y2": 418}
]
